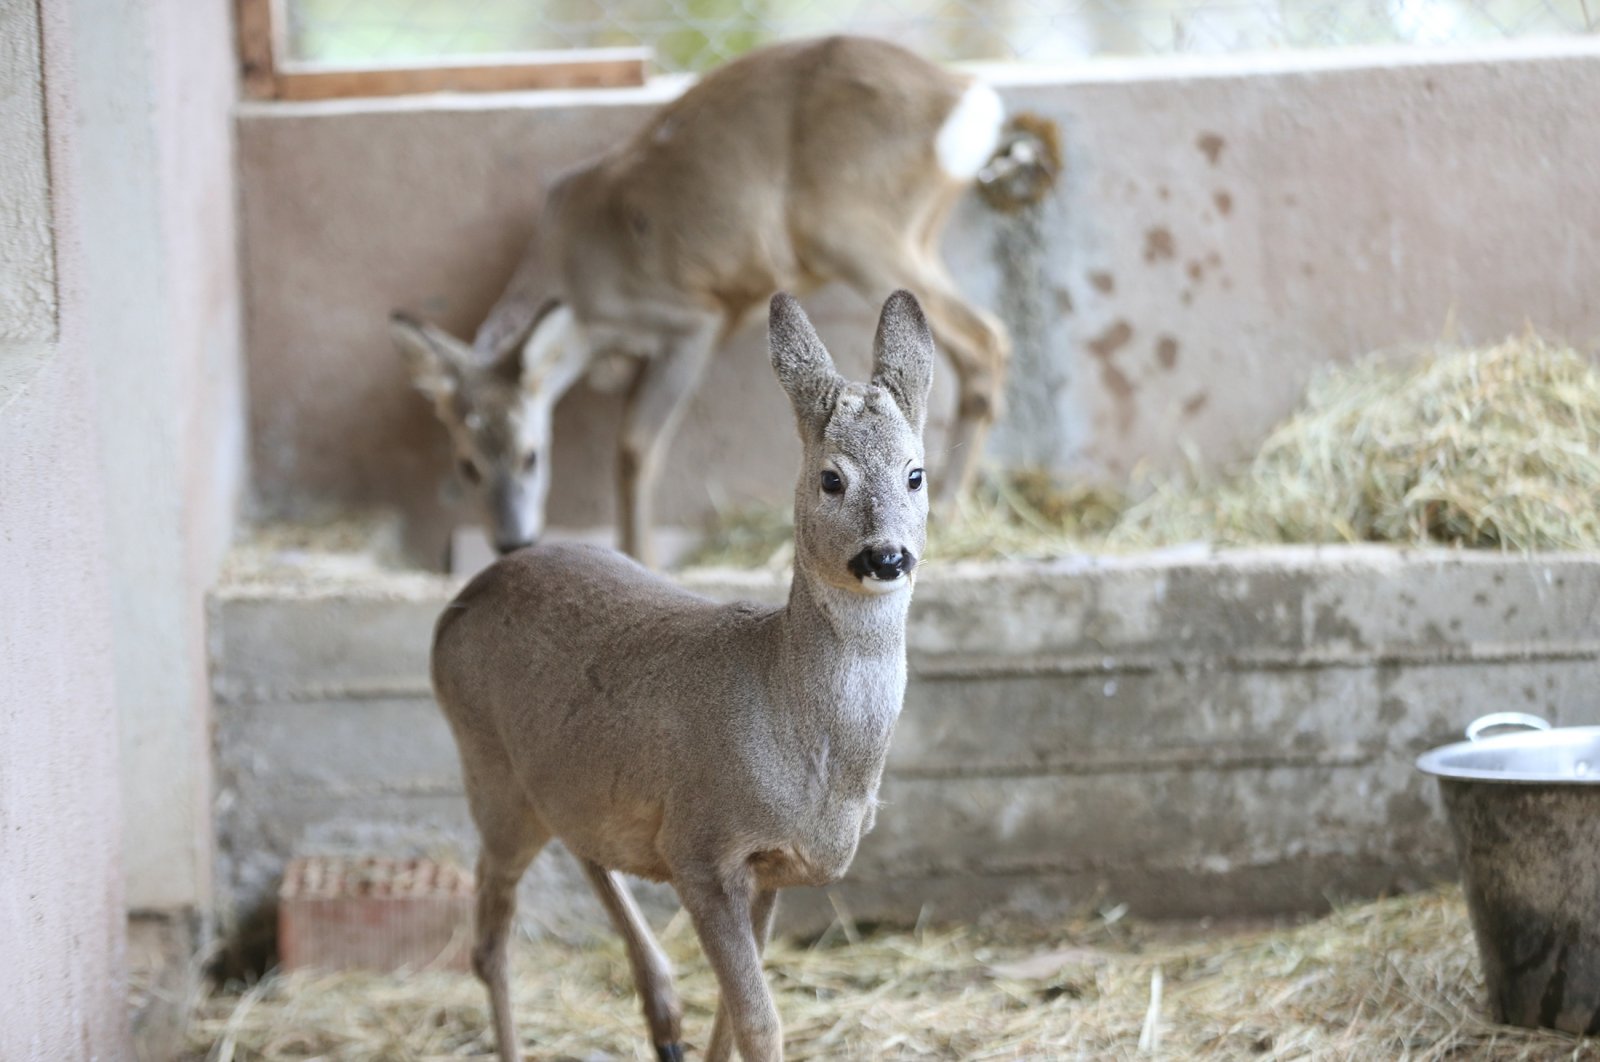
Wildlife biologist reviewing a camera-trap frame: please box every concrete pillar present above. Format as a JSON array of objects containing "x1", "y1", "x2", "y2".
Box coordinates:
[{"x1": 0, "y1": 0, "x2": 133, "y2": 1055}]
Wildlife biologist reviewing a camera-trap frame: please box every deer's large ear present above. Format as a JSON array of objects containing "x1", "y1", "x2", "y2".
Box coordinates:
[
  {"x1": 390, "y1": 313, "x2": 468, "y2": 404},
  {"x1": 769, "y1": 293, "x2": 838, "y2": 431},
  {"x1": 485, "y1": 297, "x2": 566, "y2": 389},
  {"x1": 871, "y1": 289, "x2": 936, "y2": 431},
  {"x1": 510, "y1": 299, "x2": 591, "y2": 398}
]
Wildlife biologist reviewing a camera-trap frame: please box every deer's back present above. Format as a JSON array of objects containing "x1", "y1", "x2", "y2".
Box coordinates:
[
  {"x1": 546, "y1": 36, "x2": 973, "y2": 321},
  {"x1": 432, "y1": 542, "x2": 776, "y2": 726}
]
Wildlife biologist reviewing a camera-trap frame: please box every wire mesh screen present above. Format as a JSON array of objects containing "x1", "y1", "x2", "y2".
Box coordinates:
[{"x1": 286, "y1": 0, "x2": 1598, "y2": 74}]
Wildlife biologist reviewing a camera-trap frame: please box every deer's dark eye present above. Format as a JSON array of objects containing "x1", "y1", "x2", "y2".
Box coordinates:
[
  {"x1": 820, "y1": 470, "x2": 843, "y2": 494},
  {"x1": 522, "y1": 452, "x2": 538, "y2": 474},
  {"x1": 908, "y1": 468, "x2": 925, "y2": 491},
  {"x1": 457, "y1": 458, "x2": 482, "y2": 485}
]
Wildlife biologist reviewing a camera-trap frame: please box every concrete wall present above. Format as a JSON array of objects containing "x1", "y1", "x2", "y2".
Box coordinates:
[
  {"x1": 0, "y1": 0, "x2": 131, "y2": 1054},
  {"x1": 236, "y1": 41, "x2": 1600, "y2": 564},
  {"x1": 69, "y1": 0, "x2": 245, "y2": 914},
  {"x1": 0, "y1": 0, "x2": 56, "y2": 357},
  {"x1": 210, "y1": 546, "x2": 1600, "y2": 939}
]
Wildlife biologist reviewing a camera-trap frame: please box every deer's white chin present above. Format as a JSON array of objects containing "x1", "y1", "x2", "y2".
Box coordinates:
[{"x1": 856, "y1": 573, "x2": 909, "y2": 596}]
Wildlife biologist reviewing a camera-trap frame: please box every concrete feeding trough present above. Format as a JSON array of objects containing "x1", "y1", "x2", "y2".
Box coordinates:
[
  {"x1": 212, "y1": 538, "x2": 1600, "y2": 949},
  {"x1": 277, "y1": 855, "x2": 474, "y2": 972}
]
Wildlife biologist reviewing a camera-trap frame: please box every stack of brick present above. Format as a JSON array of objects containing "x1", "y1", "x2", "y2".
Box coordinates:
[{"x1": 278, "y1": 855, "x2": 475, "y2": 972}]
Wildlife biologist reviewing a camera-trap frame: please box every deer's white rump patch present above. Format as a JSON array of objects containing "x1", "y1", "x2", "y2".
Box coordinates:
[{"x1": 935, "y1": 81, "x2": 1004, "y2": 181}]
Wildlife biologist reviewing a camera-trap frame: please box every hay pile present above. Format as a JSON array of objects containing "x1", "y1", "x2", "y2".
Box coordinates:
[
  {"x1": 183, "y1": 887, "x2": 1597, "y2": 1060},
  {"x1": 684, "y1": 336, "x2": 1600, "y2": 568},
  {"x1": 684, "y1": 473, "x2": 1126, "y2": 570},
  {"x1": 1116, "y1": 335, "x2": 1600, "y2": 552},
  {"x1": 219, "y1": 511, "x2": 447, "y2": 595}
]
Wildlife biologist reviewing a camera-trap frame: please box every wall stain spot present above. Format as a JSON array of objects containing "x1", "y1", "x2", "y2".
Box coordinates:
[
  {"x1": 1156, "y1": 335, "x2": 1180, "y2": 369},
  {"x1": 1213, "y1": 190, "x2": 1233, "y2": 216},
  {"x1": 1158, "y1": 184, "x2": 1171, "y2": 200},
  {"x1": 1182, "y1": 392, "x2": 1209, "y2": 416},
  {"x1": 1143, "y1": 227, "x2": 1176, "y2": 263},
  {"x1": 1197, "y1": 132, "x2": 1225, "y2": 165},
  {"x1": 1088, "y1": 271, "x2": 1115, "y2": 294},
  {"x1": 1088, "y1": 319, "x2": 1134, "y2": 360},
  {"x1": 1054, "y1": 286, "x2": 1075, "y2": 315},
  {"x1": 1101, "y1": 362, "x2": 1134, "y2": 402},
  {"x1": 1087, "y1": 320, "x2": 1137, "y2": 430},
  {"x1": 1186, "y1": 260, "x2": 1204, "y2": 282},
  {"x1": 1180, "y1": 289, "x2": 1195, "y2": 305},
  {"x1": 1100, "y1": 364, "x2": 1136, "y2": 430}
]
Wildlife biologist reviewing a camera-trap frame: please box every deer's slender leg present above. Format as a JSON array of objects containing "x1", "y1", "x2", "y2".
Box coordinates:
[
  {"x1": 911, "y1": 190, "x2": 1012, "y2": 502},
  {"x1": 821, "y1": 236, "x2": 1011, "y2": 506},
  {"x1": 705, "y1": 888, "x2": 779, "y2": 1062},
  {"x1": 581, "y1": 860, "x2": 685, "y2": 1061},
  {"x1": 461, "y1": 755, "x2": 551, "y2": 1062},
  {"x1": 915, "y1": 182, "x2": 965, "y2": 262},
  {"x1": 618, "y1": 319, "x2": 719, "y2": 567},
  {"x1": 677, "y1": 872, "x2": 782, "y2": 1062}
]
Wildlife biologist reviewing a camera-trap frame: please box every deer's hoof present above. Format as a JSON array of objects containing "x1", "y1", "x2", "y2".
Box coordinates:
[{"x1": 655, "y1": 1043, "x2": 685, "y2": 1062}]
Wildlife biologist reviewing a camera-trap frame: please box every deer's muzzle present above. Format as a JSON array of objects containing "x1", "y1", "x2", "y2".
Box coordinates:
[{"x1": 848, "y1": 545, "x2": 915, "y2": 582}]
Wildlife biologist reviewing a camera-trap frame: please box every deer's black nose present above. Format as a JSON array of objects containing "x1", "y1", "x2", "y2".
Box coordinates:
[{"x1": 849, "y1": 545, "x2": 915, "y2": 581}]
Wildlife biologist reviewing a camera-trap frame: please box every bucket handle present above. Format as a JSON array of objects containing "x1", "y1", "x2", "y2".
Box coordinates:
[{"x1": 1465, "y1": 712, "x2": 1553, "y2": 742}]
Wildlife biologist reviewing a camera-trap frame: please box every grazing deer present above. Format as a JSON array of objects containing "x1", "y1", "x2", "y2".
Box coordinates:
[
  {"x1": 430, "y1": 291, "x2": 933, "y2": 1061},
  {"x1": 391, "y1": 34, "x2": 1010, "y2": 564}
]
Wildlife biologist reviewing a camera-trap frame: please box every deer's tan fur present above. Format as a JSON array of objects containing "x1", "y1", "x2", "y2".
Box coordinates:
[
  {"x1": 431, "y1": 292, "x2": 934, "y2": 1061},
  {"x1": 392, "y1": 35, "x2": 1009, "y2": 564}
]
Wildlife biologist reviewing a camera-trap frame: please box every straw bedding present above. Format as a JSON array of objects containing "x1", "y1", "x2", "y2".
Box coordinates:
[
  {"x1": 685, "y1": 335, "x2": 1600, "y2": 568},
  {"x1": 183, "y1": 339, "x2": 1600, "y2": 1058},
  {"x1": 183, "y1": 887, "x2": 1598, "y2": 1060}
]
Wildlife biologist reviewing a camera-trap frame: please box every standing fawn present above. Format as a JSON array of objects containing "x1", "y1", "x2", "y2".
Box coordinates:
[
  {"x1": 431, "y1": 291, "x2": 934, "y2": 1061},
  {"x1": 391, "y1": 34, "x2": 1010, "y2": 565}
]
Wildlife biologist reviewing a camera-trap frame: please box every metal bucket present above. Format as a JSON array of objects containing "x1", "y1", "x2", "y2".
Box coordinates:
[{"x1": 1417, "y1": 713, "x2": 1600, "y2": 1034}]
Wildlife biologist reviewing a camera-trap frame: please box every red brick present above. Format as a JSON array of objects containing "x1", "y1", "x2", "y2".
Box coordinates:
[{"x1": 278, "y1": 855, "x2": 475, "y2": 972}]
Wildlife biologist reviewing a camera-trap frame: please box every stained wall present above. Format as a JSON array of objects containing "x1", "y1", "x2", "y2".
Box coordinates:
[{"x1": 235, "y1": 41, "x2": 1600, "y2": 562}]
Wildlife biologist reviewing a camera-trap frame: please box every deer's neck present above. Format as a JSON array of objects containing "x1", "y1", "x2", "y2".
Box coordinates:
[{"x1": 775, "y1": 564, "x2": 910, "y2": 738}]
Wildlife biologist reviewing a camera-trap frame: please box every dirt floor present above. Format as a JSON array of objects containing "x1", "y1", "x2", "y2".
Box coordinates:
[{"x1": 179, "y1": 886, "x2": 1600, "y2": 1061}]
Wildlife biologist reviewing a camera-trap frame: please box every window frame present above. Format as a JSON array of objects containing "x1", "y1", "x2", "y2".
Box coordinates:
[{"x1": 235, "y1": 0, "x2": 651, "y2": 100}]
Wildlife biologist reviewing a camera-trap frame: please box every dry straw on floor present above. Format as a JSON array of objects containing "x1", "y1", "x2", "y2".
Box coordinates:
[
  {"x1": 185, "y1": 887, "x2": 1598, "y2": 1060},
  {"x1": 685, "y1": 335, "x2": 1600, "y2": 568}
]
